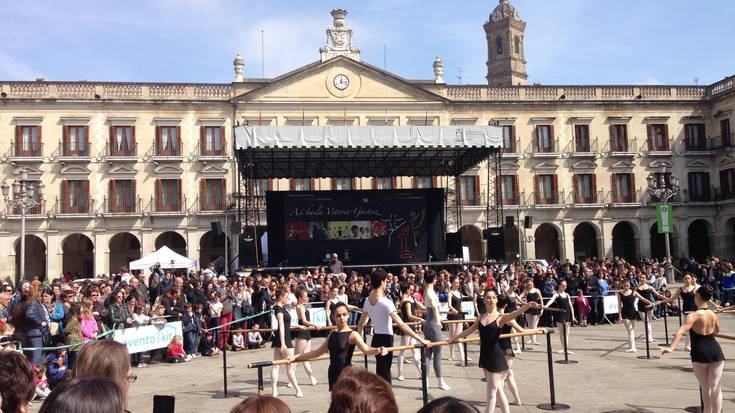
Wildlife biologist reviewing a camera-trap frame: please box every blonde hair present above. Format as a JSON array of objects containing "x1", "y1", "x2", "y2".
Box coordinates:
[
  {"x1": 168, "y1": 335, "x2": 183, "y2": 347},
  {"x1": 80, "y1": 301, "x2": 93, "y2": 316}
]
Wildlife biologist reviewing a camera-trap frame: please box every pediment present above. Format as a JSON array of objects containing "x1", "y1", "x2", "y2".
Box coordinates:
[
  {"x1": 108, "y1": 165, "x2": 138, "y2": 178},
  {"x1": 13, "y1": 167, "x2": 43, "y2": 180},
  {"x1": 200, "y1": 165, "x2": 227, "y2": 176},
  {"x1": 686, "y1": 159, "x2": 710, "y2": 168},
  {"x1": 570, "y1": 160, "x2": 597, "y2": 170},
  {"x1": 533, "y1": 161, "x2": 558, "y2": 171},
  {"x1": 719, "y1": 154, "x2": 735, "y2": 167},
  {"x1": 153, "y1": 165, "x2": 183, "y2": 175},
  {"x1": 610, "y1": 160, "x2": 635, "y2": 169},
  {"x1": 647, "y1": 160, "x2": 673, "y2": 169},
  {"x1": 60, "y1": 165, "x2": 91, "y2": 176},
  {"x1": 233, "y1": 56, "x2": 447, "y2": 104},
  {"x1": 500, "y1": 160, "x2": 520, "y2": 170}
]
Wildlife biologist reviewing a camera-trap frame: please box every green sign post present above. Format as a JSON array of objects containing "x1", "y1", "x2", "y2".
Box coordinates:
[{"x1": 656, "y1": 203, "x2": 673, "y2": 234}]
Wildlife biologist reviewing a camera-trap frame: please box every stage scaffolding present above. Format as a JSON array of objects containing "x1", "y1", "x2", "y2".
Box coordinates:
[{"x1": 234, "y1": 125, "x2": 503, "y2": 267}]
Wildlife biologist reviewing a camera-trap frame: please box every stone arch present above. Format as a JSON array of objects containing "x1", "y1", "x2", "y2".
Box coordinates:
[
  {"x1": 109, "y1": 233, "x2": 141, "y2": 274},
  {"x1": 573, "y1": 222, "x2": 599, "y2": 260},
  {"x1": 534, "y1": 223, "x2": 560, "y2": 260},
  {"x1": 612, "y1": 221, "x2": 637, "y2": 262},
  {"x1": 62, "y1": 234, "x2": 94, "y2": 279},
  {"x1": 155, "y1": 231, "x2": 187, "y2": 257},
  {"x1": 13, "y1": 235, "x2": 46, "y2": 281},
  {"x1": 460, "y1": 225, "x2": 483, "y2": 261},
  {"x1": 688, "y1": 219, "x2": 712, "y2": 262},
  {"x1": 200, "y1": 230, "x2": 228, "y2": 270}
]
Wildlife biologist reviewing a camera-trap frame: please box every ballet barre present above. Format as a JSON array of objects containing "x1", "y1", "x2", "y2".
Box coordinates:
[
  {"x1": 716, "y1": 332, "x2": 735, "y2": 341},
  {"x1": 232, "y1": 321, "x2": 422, "y2": 334}
]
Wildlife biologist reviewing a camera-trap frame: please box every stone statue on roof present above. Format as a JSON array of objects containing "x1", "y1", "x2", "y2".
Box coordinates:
[{"x1": 320, "y1": 9, "x2": 361, "y2": 62}]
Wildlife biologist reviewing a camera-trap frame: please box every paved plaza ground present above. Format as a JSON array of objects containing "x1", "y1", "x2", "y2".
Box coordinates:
[{"x1": 49, "y1": 313, "x2": 735, "y2": 413}]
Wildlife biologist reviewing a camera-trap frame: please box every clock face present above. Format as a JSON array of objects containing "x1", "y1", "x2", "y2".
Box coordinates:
[{"x1": 333, "y1": 74, "x2": 350, "y2": 90}]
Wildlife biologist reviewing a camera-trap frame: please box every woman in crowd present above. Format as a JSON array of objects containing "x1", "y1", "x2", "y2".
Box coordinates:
[
  {"x1": 293, "y1": 289, "x2": 318, "y2": 386},
  {"x1": 41, "y1": 287, "x2": 65, "y2": 340},
  {"x1": 396, "y1": 283, "x2": 423, "y2": 381},
  {"x1": 72, "y1": 340, "x2": 134, "y2": 405},
  {"x1": 448, "y1": 290, "x2": 539, "y2": 413},
  {"x1": 289, "y1": 302, "x2": 386, "y2": 390},
  {"x1": 662, "y1": 285, "x2": 725, "y2": 413},
  {"x1": 423, "y1": 270, "x2": 451, "y2": 390},
  {"x1": 663, "y1": 273, "x2": 700, "y2": 350},
  {"x1": 271, "y1": 287, "x2": 302, "y2": 398},
  {"x1": 39, "y1": 377, "x2": 126, "y2": 413},
  {"x1": 64, "y1": 304, "x2": 83, "y2": 368},
  {"x1": 328, "y1": 367, "x2": 398, "y2": 413},
  {"x1": 446, "y1": 275, "x2": 467, "y2": 361},
  {"x1": 11, "y1": 283, "x2": 49, "y2": 364},
  {"x1": 520, "y1": 278, "x2": 543, "y2": 345},
  {"x1": 636, "y1": 274, "x2": 667, "y2": 342},
  {"x1": 0, "y1": 351, "x2": 36, "y2": 413},
  {"x1": 617, "y1": 280, "x2": 655, "y2": 353},
  {"x1": 543, "y1": 280, "x2": 576, "y2": 354}
]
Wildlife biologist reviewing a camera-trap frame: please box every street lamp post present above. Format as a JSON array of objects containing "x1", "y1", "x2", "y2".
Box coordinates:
[
  {"x1": 647, "y1": 170, "x2": 679, "y2": 283},
  {"x1": 1, "y1": 169, "x2": 44, "y2": 284}
]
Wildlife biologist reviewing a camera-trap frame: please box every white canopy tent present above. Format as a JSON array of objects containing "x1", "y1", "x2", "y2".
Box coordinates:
[{"x1": 129, "y1": 246, "x2": 198, "y2": 271}]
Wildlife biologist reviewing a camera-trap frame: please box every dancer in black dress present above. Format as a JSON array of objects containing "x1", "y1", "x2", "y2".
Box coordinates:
[
  {"x1": 448, "y1": 290, "x2": 541, "y2": 413},
  {"x1": 663, "y1": 273, "x2": 700, "y2": 350},
  {"x1": 520, "y1": 279, "x2": 544, "y2": 345},
  {"x1": 290, "y1": 303, "x2": 386, "y2": 390},
  {"x1": 293, "y1": 289, "x2": 318, "y2": 386},
  {"x1": 447, "y1": 275, "x2": 467, "y2": 361},
  {"x1": 396, "y1": 283, "x2": 422, "y2": 381},
  {"x1": 497, "y1": 293, "x2": 535, "y2": 407},
  {"x1": 635, "y1": 275, "x2": 667, "y2": 343},
  {"x1": 271, "y1": 288, "x2": 303, "y2": 398},
  {"x1": 617, "y1": 280, "x2": 655, "y2": 353},
  {"x1": 662, "y1": 285, "x2": 725, "y2": 413},
  {"x1": 543, "y1": 281, "x2": 577, "y2": 354}
]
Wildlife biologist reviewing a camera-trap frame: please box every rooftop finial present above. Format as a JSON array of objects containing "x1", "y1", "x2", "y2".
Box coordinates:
[
  {"x1": 233, "y1": 54, "x2": 245, "y2": 82},
  {"x1": 320, "y1": 9, "x2": 361, "y2": 62},
  {"x1": 433, "y1": 57, "x2": 444, "y2": 84}
]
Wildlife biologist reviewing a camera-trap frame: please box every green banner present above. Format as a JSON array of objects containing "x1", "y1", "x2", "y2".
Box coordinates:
[{"x1": 656, "y1": 203, "x2": 673, "y2": 234}]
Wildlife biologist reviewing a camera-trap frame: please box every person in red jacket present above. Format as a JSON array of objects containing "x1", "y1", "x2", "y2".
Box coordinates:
[{"x1": 166, "y1": 335, "x2": 190, "y2": 363}]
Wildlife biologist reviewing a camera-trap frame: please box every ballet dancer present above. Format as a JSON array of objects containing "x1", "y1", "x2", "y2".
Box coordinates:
[
  {"x1": 543, "y1": 280, "x2": 577, "y2": 354},
  {"x1": 447, "y1": 275, "x2": 467, "y2": 361},
  {"x1": 635, "y1": 274, "x2": 667, "y2": 342},
  {"x1": 271, "y1": 288, "x2": 303, "y2": 397},
  {"x1": 520, "y1": 279, "x2": 543, "y2": 345},
  {"x1": 497, "y1": 293, "x2": 535, "y2": 406},
  {"x1": 396, "y1": 283, "x2": 422, "y2": 381},
  {"x1": 423, "y1": 270, "x2": 451, "y2": 390},
  {"x1": 617, "y1": 280, "x2": 655, "y2": 353},
  {"x1": 289, "y1": 302, "x2": 387, "y2": 390},
  {"x1": 293, "y1": 289, "x2": 318, "y2": 386},
  {"x1": 663, "y1": 273, "x2": 699, "y2": 350},
  {"x1": 448, "y1": 289, "x2": 540, "y2": 413},
  {"x1": 661, "y1": 285, "x2": 725, "y2": 413},
  {"x1": 504, "y1": 280, "x2": 524, "y2": 354}
]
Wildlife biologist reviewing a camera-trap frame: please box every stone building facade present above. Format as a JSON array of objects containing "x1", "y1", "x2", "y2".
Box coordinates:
[{"x1": 0, "y1": 2, "x2": 734, "y2": 279}]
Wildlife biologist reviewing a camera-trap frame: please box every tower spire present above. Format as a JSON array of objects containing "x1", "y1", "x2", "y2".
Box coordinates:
[{"x1": 484, "y1": 0, "x2": 527, "y2": 86}]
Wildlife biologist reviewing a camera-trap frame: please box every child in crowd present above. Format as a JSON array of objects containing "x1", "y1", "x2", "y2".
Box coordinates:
[
  {"x1": 131, "y1": 304, "x2": 150, "y2": 368},
  {"x1": 32, "y1": 364, "x2": 51, "y2": 402},
  {"x1": 247, "y1": 324, "x2": 265, "y2": 349},
  {"x1": 166, "y1": 335, "x2": 191, "y2": 363},
  {"x1": 182, "y1": 304, "x2": 204, "y2": 358},
  {"x1": 80, "y1": 301, "x2": 98, "y2": 340},
  {"x1": 148, "y1": 305, "x2": 167, "y2": 364},
  {"x1": 44, "y1": 348, "x2": 68, "y2": 389},
  {"x1": 575, "y1": 289, "x2": 591, "y2": 327},
  {"x1": 199, "y1": 331, "x2": 220, "y2": 356},
  {"x1": 231, "y1": 331, "x2": 246, "y2": 351}
]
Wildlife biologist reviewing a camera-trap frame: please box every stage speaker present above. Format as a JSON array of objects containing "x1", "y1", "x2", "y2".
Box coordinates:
[
  {"x1": 486, "y1": 227, "x2": 505, "y2": 261},
  {"x1": 505, "y1": 216, "x2": 514, "y2": 229},
  {"x1": 211, "y1": 221, "x2": 223, "y2": 236},
  {"x1": 524, "y1": 216, "x2": 534, "y2": 229},
  {"x1": 446, "y1": 232, "x2": 462, "y2": 257},
  {"x1": 482, "y1": 228, "x2": 491, "y2": 240}
]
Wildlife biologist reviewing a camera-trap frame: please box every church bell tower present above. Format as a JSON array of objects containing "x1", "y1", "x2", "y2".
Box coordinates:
[{"x1": 484, "y1": 0, "x2": 528, "y2": 86}]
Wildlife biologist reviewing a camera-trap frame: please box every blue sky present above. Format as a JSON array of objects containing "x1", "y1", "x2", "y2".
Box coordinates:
[{"x1": 2, "y1": 0, "x2": 733, "y2": 85}]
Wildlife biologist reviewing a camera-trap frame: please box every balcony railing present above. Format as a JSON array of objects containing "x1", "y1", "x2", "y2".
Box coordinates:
[
  {"x1": 54, "y1": 197, "x2": 94, "y2": 215},
  {"x1": 105, "y1": 196, "x2": 142, "y2": 214},
  {"x1": 501, "y1": 138, "x2": 520, "y2": 155},
  {"x1": 59, "y1": 141, "x2": 91, "y2": 158},
  {"x1": 570, "y1": 190, "x2": 605, "y2": 205},
  {"x1": 194, "y1": 142, "x2": 227, "y2": 159},
  {"x1": 9, "y1": 140, "x2": 44, "y2": 160},
  {"x1": 644, "y1": 137, "x2": 672, "y2": 155},
  {"x1": 529, "y1": 138, "x2": 560, "y2": 156},
  {"x1": 151, "y1": 196, "x2": 186, "y2": 213},
  {"x1": 530, "y1": 190, "x2": 565, "y2": 206},
  {"x1": 8, "y1": 200, "x2": 46, "y2": 216},
  {"x1": 197, "y1": 195, "x2": 225, "y2": 211},
  {"x1": 566, "y1": 137, "x2": 599, "y2": 156},
  {"x1": 682, "y1": 189, "x2": 712, "y2": 203},
  {"x1": 152, "y1": 140, "x2": 183, "y2": 158},
  {"x1": 605, "y1": 137, "x2": 638, "y2": 155},
  {"x1": 105, "y1": 142, "x2": 137, "y2": 158},
  {"x1": 609, "y1": 189, "x2": 644, "y2": 204},
  {"x1": 712, "y1": 134, "x2": 735, "y2": 149},
  {"x1": 682, "y1": 136, "x2": 716, "y2": 153}
]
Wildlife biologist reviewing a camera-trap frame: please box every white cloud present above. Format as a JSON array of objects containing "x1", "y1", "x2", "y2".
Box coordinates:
[
  {"x1": 645, "y1": 77, "x2": 663, "y2": 85},
  {"x1": 0, "y1": 52, "x2": 37, "y2": 80}
]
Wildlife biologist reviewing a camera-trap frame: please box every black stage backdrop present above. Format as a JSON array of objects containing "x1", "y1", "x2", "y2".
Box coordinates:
[{"x1": 266, "y1": 189, "x2": 446, "y2": 266}]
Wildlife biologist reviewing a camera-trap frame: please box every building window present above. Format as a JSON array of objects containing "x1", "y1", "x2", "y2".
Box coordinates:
[
  {"x1": 574, "y1": 125, "x2": 590, "y2": 152},
  {"x1": 685, "y1": 124, "x2": 706, "y2": 150},
  {"x1": 63, "y1": 126, "x2": 89, "y2": 156},
  {"x1": 374, "y1": 177, "x2": 394, "y2": 190},
  {"x1": 62, "y1": 180, "x2": 89, "y2": 213},
  {"x1": 110, "y1": 126, "x2": 135, "y2": 156},
  {"x1": 612, "y1": 173, "x2": 635, "y2": 203},
  {"x1": 156, "y1": 179, "x2": 182, "y2": 212},
  {"x1": 200, "y1": 179, "x2": 224, "y2": 210},
  {"x1": 496, "y1": 37, "x2": 503, "y2": 55},
  {"x1": 574, "y1": 174, "x2": 596, "y2": 203},
  {"x1": 500, "y1": 175, "x2": 518, "y2": 205},
  {"x1": 647, "y1": 124, "x2": 669, "y2": 151},
  {"x1": 459, "y1": 176, "x2": 480, "y2": 206},
  {"x1": 688, "y1": 172, "x2": 711, "y2": 201},
  {"x1": 201, "y1": 126, "x2": 225, "y2": 156},
  {"x1": 15, "y1": 125, "x2": 42, "y2": 157},
  {"x1": 414, "y1": 177, "x2": 433, "y2": 189},
  {"x1": 535, "y1": 175, "x2": 557, "y2": 204},
  {"x1": 332, "y1": 178, "x2": 354, "y2": 191},
  {"x1": 108, "y1": 180, "x2": 136, "y2": 213},
  {"x1": 290, "y1": 178, "x2": 312, "y2": 191},
  {"x1": 502, "y1": 125, "x2": 516, "y2": 153},
  {"x1": 610, "y1": 124, "x2": 629, "y2": 152},
  {"x1": 535, "y1": 125, "x2": 554, "y2": 152},
  {"x1": 720, "y1": 169, "x2": 735, "y2": 199},
  {"x1": 514, "y1": 36, "x2": 520, "y2": 54},
  {"x1": 721, "y1": 119, "x2": 732, "y2": 147},
  {"x1": 156, "y1": 126, "x2": 181, "y2": 156}
]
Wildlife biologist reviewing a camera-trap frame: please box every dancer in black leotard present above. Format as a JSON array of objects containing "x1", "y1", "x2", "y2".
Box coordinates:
[
  {"x1": 543, "y1": 281, "x2": 577, "y2": 354},
  {"x1": 662, "y1": 285, "x2": 725, "y2": 413},
  {"x1": 521, "y1": 279, "x2": 544, "y2": 345},
  {"x1": 271, "y1": 288, "x2": 302, "y2": 398},
  {"x1": 448, "y1": 290, "x2": 541, "y2": 413},
  {"x1": 617, "y1": 280, "x2": 654, "y2": 353},
  {"x1": 447, "y1": 275, "x2": 467, "y2": 361},
  {"x1": 663, "y1": 273, "x2": 700, "y2": 350},
  {"x1": 396, "y1": 283, "x2": 422, "y2": 381},
  {"x1": 497, "y1": 294, "x2": 535, "y2": 407},
  {"x1": 293, "y1": 289, "x2": 318, "y2": 386},
  {"x1": 635, "y1": 275, "x2": 667, "y2": 343},
  {"x1": 290, "y1": 302, "x2": 386, "y2": 390}
]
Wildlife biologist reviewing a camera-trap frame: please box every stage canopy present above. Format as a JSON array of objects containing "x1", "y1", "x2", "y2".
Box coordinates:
[
  {"x1": 129, "y1": 246, "x2": 198, "y2": 271},
  {"x1": 234, "y1": 125, "x2": 503, "y2": 179}
]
